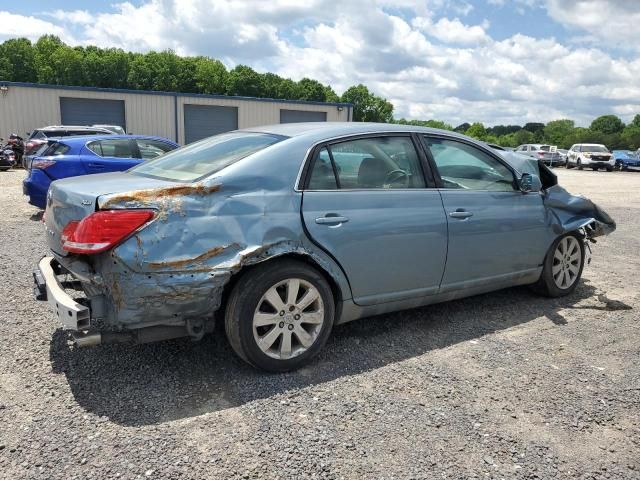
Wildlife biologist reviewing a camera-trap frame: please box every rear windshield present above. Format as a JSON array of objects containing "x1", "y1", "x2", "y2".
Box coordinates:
[
  {"x1": 131, "y1": 132, "x2": 284, "y2": 182},
  {"x1": 33, "y1": 143, "x2": 50, "y2": 156},
  {"x1": 45, "y1": 142, "x2": 71, "y2": 156},
  {"x1": 540, "y1": 145, "x2": 551, "y2": 151}
]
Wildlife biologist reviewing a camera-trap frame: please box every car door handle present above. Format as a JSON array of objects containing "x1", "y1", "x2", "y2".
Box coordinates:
[
  {"x1": 315, "y1": 215, "x2": 349, "y2": 225},
  {"x1": 449, "y1": 210, "x2": 473, "y2": 219},
  {"x1": 87, "y1": 163, "x2": 105, "y2": 168}
]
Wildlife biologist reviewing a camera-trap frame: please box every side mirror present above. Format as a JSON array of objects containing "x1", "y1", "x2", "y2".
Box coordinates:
[{"x1": 518, "y1": 172, "x2": 542, "y2": 193}]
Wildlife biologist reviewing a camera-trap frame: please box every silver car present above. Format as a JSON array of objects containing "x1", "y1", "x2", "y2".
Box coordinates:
[
  {"x1": 35, "y1": 123, "x2": 615, "y2": 371},
  {"x1": 515, "y1": 144, "x2": 562, "y2": 166}
]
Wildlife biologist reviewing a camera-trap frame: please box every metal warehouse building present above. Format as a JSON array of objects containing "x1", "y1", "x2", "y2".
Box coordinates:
[{"x1": 0, "y1": 82, "x2": 352, "y2": 144}]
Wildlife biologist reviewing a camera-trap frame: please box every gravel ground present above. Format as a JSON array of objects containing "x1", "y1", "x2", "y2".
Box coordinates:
[{"x1": 0, "y1": 167, "x2": 638, "y2": 479}]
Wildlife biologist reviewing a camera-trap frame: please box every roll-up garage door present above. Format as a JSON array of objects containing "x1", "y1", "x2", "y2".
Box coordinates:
[
  {"x1": 280, "y1": 109, "x2": 327, "y2": 123},
  {"x1": 183, "y1": 104, "x2": 238, "y2": 144},
  {"x1": 60, "y1": 97, "x2": 126, "y2": 128}
]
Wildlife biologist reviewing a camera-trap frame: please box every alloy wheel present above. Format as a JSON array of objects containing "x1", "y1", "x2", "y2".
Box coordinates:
[
  {"x1": 552, "y1": 236, "x2": 581, "y2": 289},
  {"x1": 252, "y1": 278, "x2": 325, "y2": 360}
]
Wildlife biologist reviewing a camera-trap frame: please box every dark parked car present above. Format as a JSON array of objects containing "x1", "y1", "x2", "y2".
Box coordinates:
[
  {"x1": 35, "y1": 123, "x2": 615, "y2": 372},
  {"x1": 23, "y1": 135, "x2": 178, "y2": 209}
]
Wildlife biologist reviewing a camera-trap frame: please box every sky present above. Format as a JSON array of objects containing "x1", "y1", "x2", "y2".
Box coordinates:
[{"x1": 1, "y1": 0, "x2": 640, "y2": 127}]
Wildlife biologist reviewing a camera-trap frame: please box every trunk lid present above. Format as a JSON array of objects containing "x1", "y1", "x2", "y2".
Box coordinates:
[{"x1": 45, "y1": 172, "x2": 176, "y2": 256}]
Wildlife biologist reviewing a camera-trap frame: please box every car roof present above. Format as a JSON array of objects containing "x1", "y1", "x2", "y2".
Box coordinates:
[
  {"x1": 47, "y1": 134, "x2": 177, "y2": 145},
  {"x1": 242, "y1": 121, "x2": 474, "y2": 143},
  {"x1": 38, "y1": 125, "x2": 113, "y2": 131}
]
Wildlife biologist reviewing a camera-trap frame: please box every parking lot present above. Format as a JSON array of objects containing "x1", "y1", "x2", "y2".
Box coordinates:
[{"x1": 0, "y1": 167, "x2": 638, "y2": 479}]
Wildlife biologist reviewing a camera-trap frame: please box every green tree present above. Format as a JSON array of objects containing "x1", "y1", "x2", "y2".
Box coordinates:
[
  {"x1": 49, "y1": 45, "x2": 85, "y2": 85},
  {"x1": 102, "y1": 49, "x2": 130, "y2": 89},
  {"x1": 34, "y1": 35, "x2": 64, "y2": 83},
  {"x1": 0, "y1": 38, "x2": 36, "y2": 82},
  {"x1": 543, "y1": 119, "x2": 574, "y2": 147},
  {"x1": 622, "y1": 125, "x2": 640, "y2": 149},
  {"x1": 630, "y1": 114, "x2": 640, "y2": 128},
  {"x1": 513, "y1": 129, "x2": 535, "y2": 145},
  {"x1": 465, "y1": 122, "x2": 487, "y2": 140},
  {"x1": 323, "y1": 86, "x2": 340, "y2": 103},
  {"x1": 194, "y1": 57, "x2": 228, "y2": 95},
  {"x1": 590, "y1": 115, "x2": 624, "y2": 134},
  {"x1": 127, "y1": 54, "x2": 153, "y2": 90},
  {"x1": 176, "y1": 56, "x2": 198, "y2": 93},
  {"x1": 0, "y1": 55, "x2": 14, "y2": 80},
  {"x1": 340, "y1": 84, "x2": 393, "y2": 123},
  {"x1": 146, "y1": 50, "x2": 180, "y2": 91},
  {"x1": 226, "y1": 65, "x2": 263, "y2": 97},
  {"x1": 297, "y1": 78, "x2": 327, "y2": 102}
]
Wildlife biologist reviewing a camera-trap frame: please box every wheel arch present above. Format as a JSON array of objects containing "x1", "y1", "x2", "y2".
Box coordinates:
[{"x1": 219, "y1": 251, "x2": 348, "y2": 325}]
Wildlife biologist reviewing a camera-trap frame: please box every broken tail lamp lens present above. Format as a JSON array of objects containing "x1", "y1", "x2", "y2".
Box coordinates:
[{"x1": 62, "y1": 210, "x2": 155, "y2": 254}]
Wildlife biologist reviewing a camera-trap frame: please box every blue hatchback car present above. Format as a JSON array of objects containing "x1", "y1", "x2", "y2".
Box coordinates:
[{"x1": 23, "y1": 135, "x2": 179, "y2": 209}]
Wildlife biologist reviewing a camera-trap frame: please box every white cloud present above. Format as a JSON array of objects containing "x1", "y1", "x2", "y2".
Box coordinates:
[
  {"x1": 420, "y1": 17, "x2": 491, "y2": 45},
  {"x1": 1, "y1": 0, "x2": 639, "y2": 126},
  {"x1": 0, "y1": 11, "x2": 73, "y2": 43},
  {"x1": 546, "y1": 0, "x2": 640, "y2": 51}
]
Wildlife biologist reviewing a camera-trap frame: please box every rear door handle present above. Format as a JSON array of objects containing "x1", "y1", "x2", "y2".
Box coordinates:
[
  {"x1": 88, "y1": 163, "x2": 105, "y2": 169},
  {"x1": 315, "y1": 215, "x2": 349, "y2": 225},
  {"x1": 449, "y1": 210, "x2": 473, "y2": 219}
]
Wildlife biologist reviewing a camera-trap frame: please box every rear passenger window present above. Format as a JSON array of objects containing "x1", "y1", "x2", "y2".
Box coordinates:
[
  {"x1": 308, "y1": 148, "x2": 338, "y2": 190},
  {"x1": 307, "y1": 136, "x2": 425, "y2": 190},
  {"x1": 88, "y1": 139, "x2": 134, "y2": 158}
]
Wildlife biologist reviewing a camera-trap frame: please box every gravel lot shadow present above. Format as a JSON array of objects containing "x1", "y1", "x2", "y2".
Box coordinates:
[{"x1": 49, "y1": 281, "x2": 601, "y2": 426}]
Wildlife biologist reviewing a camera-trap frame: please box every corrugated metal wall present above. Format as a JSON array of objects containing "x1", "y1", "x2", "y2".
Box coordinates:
[
  {"x1": 0, "y1": 83, "x2": 350, "y2": 145},
  {"x1": 0, "y1": 85, "x2": 175, "y2": 141}
]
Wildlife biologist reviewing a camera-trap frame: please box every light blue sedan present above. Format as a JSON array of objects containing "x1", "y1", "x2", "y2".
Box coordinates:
[{"x1": 35, "y1": 123, "x2": 615, "y2": 371}]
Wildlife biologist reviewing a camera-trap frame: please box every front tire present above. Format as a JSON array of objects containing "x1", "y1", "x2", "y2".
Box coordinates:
[
  {"x1": 532, "y1": 233, "x2": 585, "y2": 297},
  {"x1": 225, "y1": 259, "x2": 335, "y2": 372},
  {"x1": 577, "y1": 159, "x2": 583, "y2": 170}
]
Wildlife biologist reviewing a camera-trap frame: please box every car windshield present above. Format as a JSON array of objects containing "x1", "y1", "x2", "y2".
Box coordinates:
[
  {"x1": 132, "y1": 132, "x2": 284, "y2": 181},
  {"x1": 584, "y1": 145, "x2": 608, "y2": 152}
]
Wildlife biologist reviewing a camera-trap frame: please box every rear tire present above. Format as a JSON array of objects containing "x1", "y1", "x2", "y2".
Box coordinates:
[
  {"x1": 531, "y1": 232, "x2": 585, "y2": 298},
  {"x1": 225, "y1": 259, "x2": 335, "y2": 372},
  {"x1": 577, "y1": 159, "x2": 583, "y2": 170}
]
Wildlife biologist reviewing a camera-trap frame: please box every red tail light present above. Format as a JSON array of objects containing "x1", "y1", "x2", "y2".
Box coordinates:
[
  {"x1": 62, "y1": 210, "x2": 155, "y2": 254},
  {"x1": 32, "y1": 159, "x2": 56, "y2": 170},
  {"x1": 537, "y1": 151, "x2": 545, "y2": 156}
]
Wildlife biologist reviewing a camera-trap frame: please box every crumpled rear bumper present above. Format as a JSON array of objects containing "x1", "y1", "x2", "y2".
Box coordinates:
[{"x1": 35, "y1": 256, "x2": 90, "y2": 330}]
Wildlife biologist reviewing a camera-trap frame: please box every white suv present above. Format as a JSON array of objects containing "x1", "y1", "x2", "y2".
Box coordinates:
[{"x1": 566, "y1": 144, "x2": 614, "y2": 171}]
